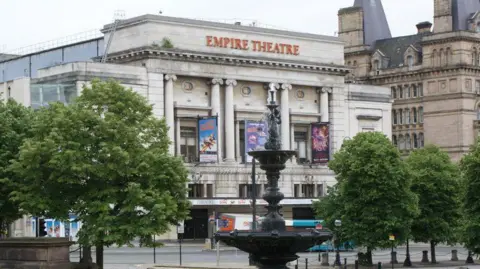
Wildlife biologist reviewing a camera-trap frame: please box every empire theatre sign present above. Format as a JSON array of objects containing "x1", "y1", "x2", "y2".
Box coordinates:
[{"x1": 206, "y1": 35, "x2": 300, "y2": 55}]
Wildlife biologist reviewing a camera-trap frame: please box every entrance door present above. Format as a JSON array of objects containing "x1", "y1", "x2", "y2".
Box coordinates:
[
  {"x1": 183, "y1": 209, "x2": 208, "y2": 240},
  {"x1": 292, "y1": 207, "x2": 315, "y2": 220}
]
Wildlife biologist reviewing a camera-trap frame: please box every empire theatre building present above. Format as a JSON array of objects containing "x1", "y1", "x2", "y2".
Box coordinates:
[{"x1": 2, "y1": 14, "x2": 392, "y2": 240}]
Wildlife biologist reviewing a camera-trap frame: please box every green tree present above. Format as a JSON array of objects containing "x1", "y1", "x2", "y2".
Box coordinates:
[
  {"x1": 459, "y1": 140, "x2": 480, "y2": 257},
  {"x1": 406, "y1": 145, "x2": 461, "y2": 263},
  {"x1": 323, "y1": 132, "x2": 418, "y2": 265},
  {"x1": 10, "y1": 80, "x2": 190, "y2": 268},
  {"x1": 0, "y1": 99, "x2": 34, "y2": 237}
]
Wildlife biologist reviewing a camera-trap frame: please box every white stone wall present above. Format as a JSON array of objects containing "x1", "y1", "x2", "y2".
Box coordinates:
[
  {"x1": 104, "y1": 15, "x2": 344, "y2": 65},
  {"x1": 0, "y1": 77, "x2": 31, "y2": 106}
]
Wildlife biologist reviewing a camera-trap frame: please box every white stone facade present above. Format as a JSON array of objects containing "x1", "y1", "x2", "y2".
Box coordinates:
[{"x1": 0, "y1": 14, "x2": 392, "y2": 240}]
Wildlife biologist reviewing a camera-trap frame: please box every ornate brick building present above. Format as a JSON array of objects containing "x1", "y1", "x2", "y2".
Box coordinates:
[{"x1": 339, "y1": 0, "x2": 480, "y2": 160}]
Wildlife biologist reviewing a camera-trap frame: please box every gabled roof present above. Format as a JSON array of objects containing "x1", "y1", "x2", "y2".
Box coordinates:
[
  {"x1": 353, "y1": 0, "x2": 392, "y2": 47},
  {"x1": 452, "y1": 0, "x2": 480, "y2": 31}
]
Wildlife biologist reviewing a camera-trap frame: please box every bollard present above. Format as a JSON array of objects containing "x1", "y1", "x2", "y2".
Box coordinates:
[
  {"x1": 295, "y1": 259, "x2": 299, "y2": 269},
  {"x1": 305, "y1": 258, "x2": 308, "y2": 269},
  {"x1": 378, "y1": 261, "x2": 382, "y2": 269},
  {"x1": 321, "y1": 252, "x2": 329, "y2": 266},
  {"x1": 451, "y1": 250, "x2": 459, "y2": 261},
  {"x1": 466, "y1": 251, "x2": 474, "y2": 264},
  {"x1": 390, "y1": 251, "x2": 399, "y2": 264},
  {"x1": 421, "y1": 250, "x2": 429, "y2": 263},
  {"x1": 344, "y1": 258, "x2": 347, "y2": 269},
  {"x1": 355, "y1": 260, "x2": 359, "y2": 269}
]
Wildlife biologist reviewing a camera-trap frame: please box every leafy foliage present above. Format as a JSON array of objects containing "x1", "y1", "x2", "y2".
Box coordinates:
[
  {"x1": 0, "y1": 99, "x2": 34, "y2": 234},
  {"x1": 459, "y1": 140, "x2": 480, "y2": 255},
  {"x1": 10, "y1": 80, "x2": 190, "y2": 247},
  {"x1": 406, "y1": 145, "x2": 461, "y2": 243},
  {"x1": 316, "y1": 132, "x2": 418, "y2": 264}
]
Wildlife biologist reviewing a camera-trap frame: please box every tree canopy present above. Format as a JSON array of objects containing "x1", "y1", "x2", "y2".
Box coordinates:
[
  {"x1": 315, "y1": 132, "x2": 418, "y2": 264},
  {"x1": 406, "y1": 145, "x2": 461, "y2": 262},
  {"x1": 0, "y1": 99, "x2": 34, "y2": 235},
  {"x1": 10, "y1": 80, "x2": 190, "y2": 248},
  {"x1": 459, "y1": 140, "x2": 480, "y2": 255}
]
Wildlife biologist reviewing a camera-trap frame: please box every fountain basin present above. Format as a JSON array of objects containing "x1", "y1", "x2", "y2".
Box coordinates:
[
  {"x1": 248, "y1": 150, "x2": 296, "y2": 171},
  {"x1": 215, "y1": 230, "x2": 332, "y2": 268}
]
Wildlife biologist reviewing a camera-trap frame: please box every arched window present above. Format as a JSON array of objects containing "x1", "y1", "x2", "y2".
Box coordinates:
[
  {"x1": 419, "y1": 133, "x2": 425, "y2": 148},
  {"x1": 413, "y1": 133, "x2": 418, "y2": 148},
  {"x1": 418, "y1": 84, "x2": 424, "y2": 97},
  {"x1": 439, "y1": 49, "x2": 444, "y2": 66},
  {"x1": 393, "y1": 110, "x2": 398, "y2": 125},
  {"x1": 477, "y1": 22, "x2": 480, "y2": 33},
  {"x1": 477, "y1": 104, "x2": 480, "y2": 120},
  {"x1": 404, "y1": 109, "x2": 410, "y2": 124},
  {"x1": 347, "y1": 61, "x2": 352, "y2": 66},
  {"x1": 392, "y1": 135, "x2": 397, "y2": 146},
  {"x1": 391, "y1": 87, "x2": 397, "y2": 99},
  {"x1": 412, "y1": 107, "x2": 417, "y2": 123},
  {"x1": 406, "y1": 134, "x2": 411, "y2": 149},
  {"x1": 399, "y1": 135, "x2": 405, "y2": 150},
  {"x1": 412, "y1": 85, "x2": 417, "y2": 97},
  {"x1": 407, "y1": 55, "x2": 414, "y2": 67},
  {"x1": 399, "y1": 109, "x2": 403, "y2": 124},
  {"x1": 353, "y1": 60, "x2": 357, "y2": 66},
  {"x1": 373, "y1": 60, "x2": 380, "y2": 70},
  {"x1": 419, "y1": 107, "x2": 424, "y2": 123},
  {"x1": 399, "y1": 86, "x2": 403, "y2": 98},
  {"x1": 446, "y1": 48, "x2": 451, "y2": 65},
  {"x1": 432, "y1": 49, "x2": 437, "y2": 67},
  {"x1": 405, "y1": 85, "x2": 411, "y2": 98}
]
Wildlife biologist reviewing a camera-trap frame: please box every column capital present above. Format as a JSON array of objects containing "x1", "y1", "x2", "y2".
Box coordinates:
[
  {"x1": 225, "y1": 79, "x2": 237, "y2": 87},
  {"x1": 281, "y1": 83, "x2": 292, "y2": 91},
  {"x1": 164, "y1": 74, "x2": 177, "y2": 81},
  {"x1": 211, "y1": 78, "x2": 224, "y2": 85},
  {"x1": 317, "y1": 87, "x2": 332, "y2": 94}
]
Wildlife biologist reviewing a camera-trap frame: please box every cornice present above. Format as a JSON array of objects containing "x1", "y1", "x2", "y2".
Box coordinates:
[
  {"x1": 186, "y1": 163, "x2": 335, "y2": 176},
  {"x1": 101, "y1": 47, "x2": 350, "y2": 76}
]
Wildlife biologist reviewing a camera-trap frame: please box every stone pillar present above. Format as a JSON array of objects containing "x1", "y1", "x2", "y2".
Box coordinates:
[
  {"x1": 164, "y1": 74, "x2": 177, "y2": 155},
  {"x1": 450, "y1": 249, "x2": 458, "y2": 261},
  {"x1": 225, "y1": 79, "x2": 237, "y2": 162},
  {"x1": 321, "y1": 252, "x2": 329, "y2": 266},
  {"x1": 280, "y1": 83, "x2": 292, "y2": 150},
  {"x1": 290, "y1": 122, "x2": 296, "y2": 163},
  {"x1": 421, "y1": 250, "x2": 429, "y2": 263},
  {"x1": 211, "y1": 78, "x2": 224, "y2": 162},
  {"x1": 320, "y1": 87, "x2": 332, "y2": 123},
  {"x1": 175, "y1": 117, "x2": 181, "y2": 156},
  {"x1": 390, "y1": 251, "x2": 398, "y2": 264}
]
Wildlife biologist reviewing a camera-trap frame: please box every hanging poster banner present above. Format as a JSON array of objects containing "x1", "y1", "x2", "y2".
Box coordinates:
[
  {"x1": 245, "y1": 120, "x2": 268, "y2": 163},
  {"x1": 311, "y1": 122, "x2": 330, "y2": 164},
  {"x1": 198, "y1": 117, "x2": 218, "y2": 163}
]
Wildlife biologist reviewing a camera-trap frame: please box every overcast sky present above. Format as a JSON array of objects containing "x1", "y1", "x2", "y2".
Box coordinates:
[{"x1": 0, "y1": 0, "x2": 432, "y2": 53}]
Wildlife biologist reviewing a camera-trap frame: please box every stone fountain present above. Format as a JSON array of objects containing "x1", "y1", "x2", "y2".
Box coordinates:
[{"x1": 215, "y1": 84, "x2": 333, "y2": 269}]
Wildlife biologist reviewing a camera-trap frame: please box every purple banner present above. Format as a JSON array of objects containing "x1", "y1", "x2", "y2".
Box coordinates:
[
  {"x1": 311, "y1": 123, "x2": 330, "y2": 164},
  {"x1": 245, "y1": 120, "x2": 267, "y2": 163}
]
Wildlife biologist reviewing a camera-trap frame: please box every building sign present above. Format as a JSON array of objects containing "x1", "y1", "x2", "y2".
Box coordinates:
[
  {"x1": 189, "y1": 199, "x2": 316, "y2": 206},
  {"x1": 245, "y1": 120, "x2": 268, "y2": 163},
  {"x1": 311, "y1": 122, "x2": 330, "y2": 164},
  {"x1": 206, "y1": 36, "x2": 300, "y2": 55},
  {"x1": 198, "y1": 117, "x2": 218, "y2": 163}
]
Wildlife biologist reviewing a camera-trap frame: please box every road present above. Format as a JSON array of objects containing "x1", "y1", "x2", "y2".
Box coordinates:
[{"x1": 69, "y1": 244, "x2": 473, "y2": 269}]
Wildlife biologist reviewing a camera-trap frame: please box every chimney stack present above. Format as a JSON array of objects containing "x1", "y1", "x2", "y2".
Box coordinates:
[{"x1": 416, "y1": 21, "x2": 433, "y2": 34}]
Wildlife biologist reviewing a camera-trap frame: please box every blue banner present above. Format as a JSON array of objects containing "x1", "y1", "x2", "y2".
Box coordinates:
[
  {"x1": 245, "y1": 120, "x2": 268, "y2": 163},
  {"x1": 198, "y1": 117, "x2": 218, "y2": 163}
]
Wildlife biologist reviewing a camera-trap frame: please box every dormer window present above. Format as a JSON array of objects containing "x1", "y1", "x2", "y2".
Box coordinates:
[
  {"x1": 407, "y1": 56, "x2": 414, "y2": 67},
  {"x1": 477, "y1": 22, "x2": 480, "y2": 33}
]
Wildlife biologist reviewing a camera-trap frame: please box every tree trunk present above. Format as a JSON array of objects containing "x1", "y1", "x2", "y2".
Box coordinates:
[
  {"x1": 80, "y1": 246, "x2": 93, "y2": 265},
  {"x1": 430, "y1": 240, "x2": 436, "y2": 264},
  {"x1": 366, "y1": 247, "x2": 373, "y2": 266},
  {"x1": 96, "y1": 243, "x2": 104, "y2": 269}
]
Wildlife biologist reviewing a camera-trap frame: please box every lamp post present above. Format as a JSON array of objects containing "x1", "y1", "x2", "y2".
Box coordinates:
[
  {"x1": 334, "y1": 219, "x2": 342, "y2": 267},
  {"x1": 249, "y1": 158, "x2": 257, "y2": 266}
]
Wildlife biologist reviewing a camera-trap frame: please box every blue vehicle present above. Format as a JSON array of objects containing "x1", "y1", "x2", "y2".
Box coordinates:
[{"x1": 286, "y1": 219, "x2": 355, "y2": 252}]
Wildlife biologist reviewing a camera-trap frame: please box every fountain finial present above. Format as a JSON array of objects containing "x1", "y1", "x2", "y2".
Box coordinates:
[{"x1": 264, "y1": 83, "x2": 281, "y2": 150}]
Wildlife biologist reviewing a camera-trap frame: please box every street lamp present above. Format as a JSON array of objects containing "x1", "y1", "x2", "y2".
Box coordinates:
[{"x1": 334, "y1": 219, "x2": 342, "y2": 266}]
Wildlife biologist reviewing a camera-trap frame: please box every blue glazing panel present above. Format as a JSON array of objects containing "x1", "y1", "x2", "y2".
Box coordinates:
[
  {"x1": 64, "y1": 40, "x2": 101, "y2": 62},
  {"x1": 3, "y1": 57, "x2": 30, "y2": 81},
  {"x1": 30, "y1": 50, "x2": 63, "y2": 78},
  {"x1": 292, "y1": 219, "x2": 324, "y2": 228},
  {"x1": 97, "y1": 38, "x2": 105, "y2": 56}
]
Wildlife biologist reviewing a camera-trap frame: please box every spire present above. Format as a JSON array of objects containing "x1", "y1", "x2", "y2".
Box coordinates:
[
  {"x1": 452, "y1": 0, "x2": 480, "y2": 31},
  {"x1": 353, "y1": 0, "x2": 392, "y2": 46}
]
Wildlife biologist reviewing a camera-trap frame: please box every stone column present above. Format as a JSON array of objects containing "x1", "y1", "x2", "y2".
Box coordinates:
[
  {"x1": 235, "y1": 120, "x2": 241, "y2": 162},
  {"x1": 280, "y1": 83, "x2": 292, "y2": 150},
  {"x1": 211, "y1": 78, "x2": 224, "y2": 162},
  {"x1": 290, "y1": 122, "x2": 296, "y2": 164},
  {"x1": 225, "y1": 79, "x2": 237, "y2": 162},
  {"x1": 164, "y1": 74, "x2": 177, "y2": 154},
  {"x1": 318, "y1": 87, "x2": 332, "y2": 123},
  {"x1": 175, "y1": 117, "x2": 181, "y2": 156}
]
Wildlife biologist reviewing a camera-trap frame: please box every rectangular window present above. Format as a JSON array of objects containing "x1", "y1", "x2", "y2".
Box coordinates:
[
  {"x1": 301, "y1": 184, "x2": 315, "y2": 198},
  {"x1": 294, "y1": 131, "x2": 308, "y2": 164},
  {"x1": 188, "y1": 184, "x2": 203, "y2": 198},
  {"x1": 206, "y1": 184, "x2": 213, "y2": 198},
  {"x1": 405, "y1": 86, "x2": 410, "y2": 98},
  {"x1": 180, "y1": 126, "x2": 197, "y2": 163},
  {"x1": 418, "y1": 84, "x2": 424, "y2": 97},
  {"x1": 317, "y1": 184, "x2": 324, "y2": 197},
  {"x1": 294, "y1": 184, "x2": 300, "y2": 198},
  {"x1": 476, "y1": 80, "x2": 480, "y2": 94},
  {"x1": 393, "y1": 111, "x2": 397, "y2": 125},
  {"x1": 238, "y1": 184, "x2": 261, "y2": 198},
  {"x1": 240, "y1": 128, "x2": 245, "y2": 163}
]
